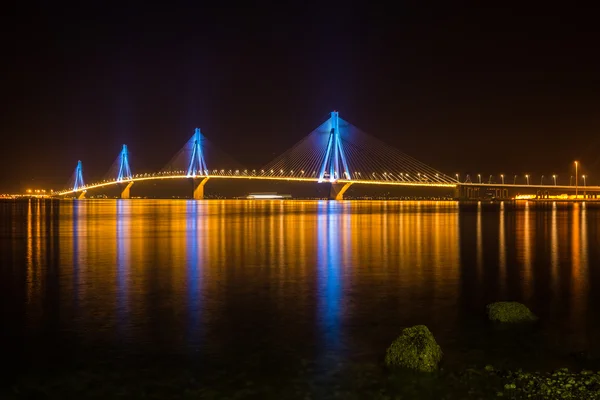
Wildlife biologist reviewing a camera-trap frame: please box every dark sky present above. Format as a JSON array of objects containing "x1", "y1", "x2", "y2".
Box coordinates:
[{"x1": 2, "y1": 2, "x2": 600, "y2": 191}]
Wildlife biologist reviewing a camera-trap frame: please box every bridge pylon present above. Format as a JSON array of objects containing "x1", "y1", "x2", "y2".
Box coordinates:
[
  {"x1": 318, "y1": 111, "x2": 351, "y2": 183},
  {"x1": 187, "y1": 128, "x2": 208, "y2": 177},
  {"x1": 113, "y1": 144, "x2": 134, "y2": 198},
  {"x1": 73, "y1": 160, "x2": 85, "y2": 193},
  {"x1": 117, "y1": 144, "x2": 133, "y2": 182}
]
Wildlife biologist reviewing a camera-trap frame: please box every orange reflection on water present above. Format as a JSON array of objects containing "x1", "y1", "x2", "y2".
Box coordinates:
[
  {"x1": 10, "y1": 198, "x2": 600, "y2": 367},
  {"x1": 342, "y1": 201, "x2": 460, "y2": 319},
  {"x1": 515, "y1": 202, "x2": 534, "y2": 300},
  {"x1": 476, "y1": 202, "x2": 483, "y2": 278},
  {"x1": 569, "y1": 203, "x2": 589, "y2": 330},
  {"x1": 550, "y1": 203, "x2": 559, "y2": 293},
  {"x1": 15, "y1": 200, "x2": 465, "y2": 350},
  {"x1": 498, "y1": 205, "x2": 506, "y2": 297}
]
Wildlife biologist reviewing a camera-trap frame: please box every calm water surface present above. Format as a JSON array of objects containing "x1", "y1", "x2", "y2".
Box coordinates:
[{"x1": 1, "y1": 199, "x2": 600, "y2": 388}]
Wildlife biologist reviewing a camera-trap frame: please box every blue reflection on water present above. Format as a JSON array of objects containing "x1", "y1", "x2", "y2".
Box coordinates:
[
  {"x1": 116, "y1": 200, "x2": 129, "y2": 336},
  {"x1": 186, "y1": 200, "x2": 202, "y2": 350},
  {"x1": 316, "y1": 201, "x2": 342, "y2": 355}
]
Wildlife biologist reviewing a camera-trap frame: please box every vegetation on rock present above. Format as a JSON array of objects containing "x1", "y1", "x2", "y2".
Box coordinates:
[
  {"x1": 487, "y1": 301, "x2": 537, "y2": 323},
  {"x1": 384, "y1": 325, "x2": 443, "y2": 372}
]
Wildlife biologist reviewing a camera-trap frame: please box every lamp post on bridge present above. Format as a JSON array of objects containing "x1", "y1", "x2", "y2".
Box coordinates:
[
  {"x1": 525, "y1": 174, "x2": 530, "y2": 185},
  {"x1": 540, "y1": 175, "x2": 544, "y2": 185},
  {"x1": 553, "y1": 175, "x2": 557, "y2": 186},
  {"x1": 477, "y1": 174, "x2": 481, "y2": 184},
  {"x1": 575, "y1": 161, "x2": 579, "y2": 199},
  {"x1": 455, "y1": 173, "x2": 459, "y2": 183},
  {"x1": 513, "y1": 175, "x2": 517, "y2": 185},
  {"x1": 501, "y1": 174, "x2": 505, "y2": 184},
  {"x1": 582, "y1": 175, "x2": 586, "y2": 186}
]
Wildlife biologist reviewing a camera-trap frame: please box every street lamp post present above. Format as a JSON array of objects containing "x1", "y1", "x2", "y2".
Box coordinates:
[
  {"x1": 513, "y1": 175, "x2": 517, "y2": 185},
  {"x1": 553, "y1": 174, "x2": 556, "y2": 186},
  {"x1": 456, "y1": 173, "x2": 459, "y2": 182},
  {"x1": 478, "y1": 174, "x2": 481, "y2": 184},
  {"x1": 575, "y1": 161, "x2": 578, "y2": 199},
  {"x1": 501, "y1": 174, "x2": 505, "y2": 184},
  {"x1": 526, "y1": 174, "x2": 530, "y2": 185},
  {"x1": 540, "y1": 175, "x2": 544, "y2": 185},
  {"x1": 583, "y1": 175, "x2": 587, "y2": 198}
]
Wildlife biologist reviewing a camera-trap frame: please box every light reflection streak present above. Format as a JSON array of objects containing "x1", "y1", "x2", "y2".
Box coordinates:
[
  {"x1": 72, "y1": 201, "x2": 82, "y2": 309},
  {"x1": 434, "y1": 204, "x2": 441, "y2": 273},
  {"x1": 498, "y1": 204, "x2": 506, "y2": 296},
  {"x1": 34, "y1": 200, "x2": 41, "y2": 275},
  {"x1": 416, "y1": 202, "x2": 423, "y2": 269},
  {"x1": 116, "y1": 200, "x2": 131, "y2": 336},
  {"x1": 522, "y1": 202, "x2": 533, "y2": 299},
  {"x1": 550, "y1": 203, "x2": 558, "y2": 293},
  {"x1": 185, "y1": 200, "x2": 203, "y2": 349},
  {"x1": 341, "y1": 203, "x2": 352, "y2": 276},
  {"x1": 278, "y1": 205, "x2": 285, "y2": 270},
  {"x1": 381, "y1": 203, "x2": 389, "y2": 263},
  {"x1": 26, "y1": 200, "x2": 33, "y2": 305},
  {"x1": 269, "y1": 202, "x2": 276, "y2": 266},
  {"x1": 570, "y1": 203, "x2": 588, "y2": 330},
  {"x1": 476, "y1": 202, "x2": 483, "y2": 278},
  {"x1": 581, "y1": 204, "x2": 588, "y2": 274},
  {"x1": 316, "y1": 202, "x2": 343, "y2": 356}
]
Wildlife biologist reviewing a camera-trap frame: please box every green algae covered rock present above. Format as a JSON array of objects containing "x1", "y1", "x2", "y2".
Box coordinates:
[
  {"x1": 384, "y1": 325, "x2": 442, "y2": 372},
  {"x1": 486, "y1": 301, "x2": 537, "y2": 323}
]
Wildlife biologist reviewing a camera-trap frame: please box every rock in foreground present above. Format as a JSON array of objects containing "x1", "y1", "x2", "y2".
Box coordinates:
[
  {"x1": 384, "y1": 325, "x2": 442, "y2": 372},
  {"x1": 487, "y1": 301, "x2": 537, "y2": 323},
  {"x1": 495, "y1": 368, "x2": 600, "y2": 399}
]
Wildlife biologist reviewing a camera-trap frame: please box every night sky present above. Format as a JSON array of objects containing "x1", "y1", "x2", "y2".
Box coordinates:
[{"x1": 2, "y1": 3, "x2": 600, "y2": 191}]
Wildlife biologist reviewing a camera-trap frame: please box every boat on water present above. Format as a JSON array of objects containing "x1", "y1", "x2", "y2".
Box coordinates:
[{"x1": 246, "y1": 192, "x2": 292, "y2": 199}]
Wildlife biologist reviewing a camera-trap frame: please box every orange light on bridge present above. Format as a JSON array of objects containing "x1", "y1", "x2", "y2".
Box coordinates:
[{"x1": 515, "y1": 194, "x2": 536, "y2": 200}]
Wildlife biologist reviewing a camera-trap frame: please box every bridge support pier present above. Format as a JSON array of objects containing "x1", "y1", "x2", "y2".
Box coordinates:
[
  {"x1": 329, "y1": 182, "x2": 353, "y2": 200},
  {"x1": 77, "y1": 191, "x2": 86, "y2": 200},
  {"x1": 120, "y1": 181, "x2": 134, "y2": 199},
  {"x1": 193, "y1": 177, "x2": 210, "y2": 200}
]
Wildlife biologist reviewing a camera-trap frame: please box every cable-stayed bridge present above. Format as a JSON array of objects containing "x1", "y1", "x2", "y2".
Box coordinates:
[{"x1": 56, "y1": 112, "x2": 600, "y2": 200}]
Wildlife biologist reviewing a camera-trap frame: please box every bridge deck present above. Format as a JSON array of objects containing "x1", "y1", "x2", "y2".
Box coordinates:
[{"x1": 55, "y1": 174, "x2": 600, "y2": 196}]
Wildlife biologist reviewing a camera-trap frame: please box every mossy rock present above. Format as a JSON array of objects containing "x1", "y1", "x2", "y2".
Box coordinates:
[
  {"x1": 384, "y1": 325, "x2": 442, "y2": 372},
  {"x1": 486, "y1": 302, "x2": 537, "y2": 323}
]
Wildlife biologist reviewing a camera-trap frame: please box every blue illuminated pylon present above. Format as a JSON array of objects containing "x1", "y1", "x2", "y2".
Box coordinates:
[
  {"x1": 186, "y1": 128, "x2": 208, "y2": 177},
  {"x1": 73, "y1": 160, "x2": 85, "y2": 191},
  {"x1": 117, "y1": 144, "x2": 132, "y2": 181},
  {"x1": 318, "y1": 111, "x2": 351, "y2": 182}
]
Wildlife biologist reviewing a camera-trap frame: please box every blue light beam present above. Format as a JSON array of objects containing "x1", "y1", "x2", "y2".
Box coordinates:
[
  {"x1": 117, "y1": 144, "x2": 133, "y2": 182},
  {"x1": 73, "y1": 160, "x2": 85, "y2": 191},
  {"x1": 317, "y1": 111, "x2": 351, "y2": 182},
  {"x1": 186, "y1": 128, "x2": 209, "y2": 177}
]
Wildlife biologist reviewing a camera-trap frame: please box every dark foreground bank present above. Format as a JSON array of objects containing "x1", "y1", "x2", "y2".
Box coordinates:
[{"x1": 3, "y1": 356, "x2": 600, "y2": 400}]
